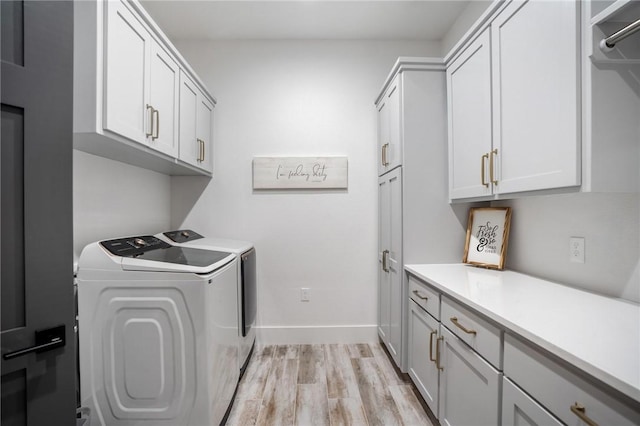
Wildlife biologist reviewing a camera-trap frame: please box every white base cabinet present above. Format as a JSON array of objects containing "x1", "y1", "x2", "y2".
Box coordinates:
[
  {"x1": 502, "y1": 377, "x2": 562, "y2": 426},
  {"x1": 405, "y1": 265, "x2": 640, "y2": 426},
  {"x1": 438, "y1": 324, "x2": 502, "y2": 426},
  {"x1": 408, "y1": 300, "x2": 440, "y2": 416}
]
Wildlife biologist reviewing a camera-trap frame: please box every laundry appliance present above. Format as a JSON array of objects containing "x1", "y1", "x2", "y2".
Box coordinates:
[
  {"x1": 158, "y1": 230, "x2": 256, "y2": 374},
  {"x1": 77, "y1": 235, "x2": 239, "y2": 426}
]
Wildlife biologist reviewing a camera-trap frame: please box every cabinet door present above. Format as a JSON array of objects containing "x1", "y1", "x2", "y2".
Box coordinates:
[
  {"x1": 179, "y1": 72, "x2": 199, "y2": 167},
  {"x1": 148, "y1": 41, "x2": 179, "y2": 157},
  {"x1": 447, "y1": 29, "x2": 493, "y2": 200},
  {"x1": 197, "y1": 96, "x2": 214, "y2": 173},
  {"x1": 104, "y1": 0, "x2": 150, "y2": 144},
  {"x1": 377, "y1": 175, "x2": 391, "y2": 341},
  {"x1": 408, "y1": 301, "x2": 439, "y2": 417},
  {"x1": 377, "y1": 94, "x2": 390, "y2": 176},
  {"x1": 438, "y1": 326, "x2": 501, "y2": 426},
  {"x1": 377, "y1": 75, "x2": 401, "y2": 176},
  {"x1": 491, "y1": 0, "x2": 580, "y2": 194},
  {"x1": 502, "y1": 377, "x2": 562, "y2": 426},
  {"x1": 387, "y1": 167, "x2": 403, "y2": 366}
]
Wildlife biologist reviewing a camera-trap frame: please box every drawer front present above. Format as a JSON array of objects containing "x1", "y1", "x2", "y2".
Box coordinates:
[
  {"x1": 504, "y1": 335, "x2": 640, "y2": 426},
  {"x1": 502, "y1": 377, "x2": 562, "y2": 426},
  {"x1": 408, "y1": 275, "x2": 440, "y2": 320},
  {"x1": 438, "y1": 326, "x2": 501, "y2": 426},
  {"x1": 441, "y1": 296, "x2": 502, "y2": 369}
]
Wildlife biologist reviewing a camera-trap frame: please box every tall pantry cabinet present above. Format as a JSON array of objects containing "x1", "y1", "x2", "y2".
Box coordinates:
[{"x1": 376, "y1": 58, "x2": 465, "y2": 371}]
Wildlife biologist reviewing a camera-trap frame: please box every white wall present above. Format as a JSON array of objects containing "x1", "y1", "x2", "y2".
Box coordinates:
[
  {"x1": 494, "y1": 193, "x2": 640, "y2": 302},
  {"x1": 73, "y1": 150, "x2": 171, "y2": 266},
  {"x1": 441, "y1": 0, "x2": 492, "y2": 56},
  {"x1": 171, "y1": 40, "x2": 439, "y2": 343}
]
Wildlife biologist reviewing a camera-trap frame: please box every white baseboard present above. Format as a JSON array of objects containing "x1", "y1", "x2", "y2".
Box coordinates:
[{"x1": 256, "y1": 325, "x2": 378, "y2": 345}]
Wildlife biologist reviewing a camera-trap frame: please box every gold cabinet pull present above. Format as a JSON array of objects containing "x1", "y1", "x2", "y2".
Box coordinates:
[
  {"x1": 435, "y1": 336, "x2": 444, "y2": 371},
  {"x1": 146, "y1": 104, "x2": 154, "y2": 138},
  {"x1": 481, "y1": 153, "x2": 489, "y2": 187},
  {"x1": 490, "y1": 149, "x2": 498, "y2": 185},
  {"x1": 412, "y1": 290, "x2": 428, "y2": 301},
  {"x1": 450, "y1": 317, "x2": 477, "y2": 335},
  {"x1": 196, "y1": 138, "x2": 205, "y2": 162},
  {"x1": 429, "y1": 330, "x2": 437, "y2": 362},
  {"x1": 570, "y1": 402, "x2": 598, "y2": 426},
  {"x1": 382, "y1": 250, "x2": 390, "y2": 272},
  {"x1": 382, "y1": 143, "x2": 390, "y2": 167},
  {"x1": 152, "y1": 108, "x2": 160, "y2": 140}
]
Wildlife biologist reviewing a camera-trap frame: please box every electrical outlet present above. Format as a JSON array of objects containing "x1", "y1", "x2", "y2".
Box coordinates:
[
  {"x1": 300, "y1": 288, "x2": 310, "y2": 302},
  {"x1": 569, "y1": 237, "x2": 585, "y2": 263}
]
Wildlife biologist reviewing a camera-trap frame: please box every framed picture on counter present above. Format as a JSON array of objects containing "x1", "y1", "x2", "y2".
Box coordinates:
[{"x1": 463, "y1": 207, "x2": 512, "y2": 270}]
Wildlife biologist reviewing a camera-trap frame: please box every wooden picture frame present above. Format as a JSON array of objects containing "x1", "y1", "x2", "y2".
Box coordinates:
[{"x1": 463, "y1": 207, "x2": 512, "y2": 270}]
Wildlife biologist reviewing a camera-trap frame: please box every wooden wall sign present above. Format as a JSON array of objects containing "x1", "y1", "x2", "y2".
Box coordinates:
[{"x1": 252, "y1": 157, "x2": 348, "y2": 189}]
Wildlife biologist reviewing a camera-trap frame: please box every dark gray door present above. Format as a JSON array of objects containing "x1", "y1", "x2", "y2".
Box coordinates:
[{"x1": 1, "y1": 1, "x2": 75, "y2": 424}]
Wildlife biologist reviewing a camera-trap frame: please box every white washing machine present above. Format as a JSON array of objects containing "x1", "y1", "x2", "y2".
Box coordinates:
[
  {"x1": 157, "y1": 230, "x2": 256, "y2": 375},
  {"x1": 77, "y1": 235, "x2": 239, "y2": 426}
]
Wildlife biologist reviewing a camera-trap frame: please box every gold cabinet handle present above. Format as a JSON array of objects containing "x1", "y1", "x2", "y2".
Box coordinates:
[
  {"x1": 435, "y1": 336, "x2": 444, "y2": 371},
  {"x1": 152, "y1": 108, "x2": 160, "y2": 140},
  {"x1": 570, "y1": 402, "x2": 598, "y2": 426},
  {"x1": 382, "y1": 143, "x2": 390, "y2": 167},
  {"x1": 450, "y1": 317, "x2": 477, "y2": 335},
  {"x1": 429, "y1": 330, "x2": 437, "y2": 362},
  {"x1": 196, "y1": 138, "x2": 205, "y2": 162},
  {"x1": 481, "y1": 153, "x2": 489, "y2": 187},
  {"x1": 146, "y1": 104, "x2": 154, "y2": 138},
  {"x1": 382, "y1": 250, "x2": 390, "y2": 272},
  {"x1": 412, "y1": 290, "x2": 428, "y2": 301},
  {"x1": 490, "y1": 148, "x2": 498, "y2": 185}
]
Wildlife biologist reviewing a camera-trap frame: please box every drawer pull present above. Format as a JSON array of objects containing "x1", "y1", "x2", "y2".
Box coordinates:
[
  {"x1": 570, "y1": 402, "x2": 598, "y2": 426},
  {"x1": 450, "y1": 317, "x2": 477, "y2": 335},
  {"x1": 429, "y1": 330, "x2": 437, "y2": 362},
  {"x1": 412, "y1": 290, "x2": 428, "y2": 301}
]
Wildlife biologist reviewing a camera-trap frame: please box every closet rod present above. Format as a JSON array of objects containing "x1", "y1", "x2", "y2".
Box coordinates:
[{"x1": 600, "y1": 17, "x2": 640, "y2": 51}]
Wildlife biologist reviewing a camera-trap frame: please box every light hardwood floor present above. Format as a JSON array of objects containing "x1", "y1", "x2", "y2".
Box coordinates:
[{"x1": 225, "y1": 342, "x2": 434, "y2": 426}]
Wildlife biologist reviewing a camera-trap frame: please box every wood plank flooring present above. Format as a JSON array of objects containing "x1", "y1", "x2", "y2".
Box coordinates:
[{"x1": 226, "y1": 343, "x2": 433, "y2": 426}]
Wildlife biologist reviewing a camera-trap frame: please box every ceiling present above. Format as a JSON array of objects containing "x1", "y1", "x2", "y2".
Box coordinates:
[{"x1": 140, "y1": 0, "x2": 471, "y2": 41}]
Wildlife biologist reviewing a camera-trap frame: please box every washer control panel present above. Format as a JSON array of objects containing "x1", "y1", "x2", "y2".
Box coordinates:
[
  {"x1": 100, "y1": 235, "x2": 171, "y2": 257},
  {"x1": 163, "y1": 229, "x2": 204, "y2": 244}
]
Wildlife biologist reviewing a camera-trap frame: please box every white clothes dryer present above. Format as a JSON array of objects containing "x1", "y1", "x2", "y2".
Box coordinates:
[
  {"x1": 157, "y1": 230, "x2": 256, "y2": 375},
  {"x1": 77, "y1": 235, "x2": 239, "y2": 426}
]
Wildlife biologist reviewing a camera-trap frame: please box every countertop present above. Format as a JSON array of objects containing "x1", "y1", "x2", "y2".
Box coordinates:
[{"x1": 404, "y1": 263, "x2": 640, "y2": 404}]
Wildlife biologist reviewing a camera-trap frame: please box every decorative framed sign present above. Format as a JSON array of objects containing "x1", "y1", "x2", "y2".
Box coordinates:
[
  {"x1": 463, "y1": 207, "x2": 512, "y2": 270},
  {"x1": 252, "y1": 156, "x2": 348, "y2": 189}
]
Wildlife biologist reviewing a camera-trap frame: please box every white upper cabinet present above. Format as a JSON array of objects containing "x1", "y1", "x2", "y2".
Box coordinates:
[
  {"x1": 104, "y1": 0, "x2": 149, "y2": 144},
  {"x1": 377, "y1": 75, "x2": 402, "y2": 176},
  {"x1": 179, "y1": 72, "x2": 213, "y2": 173},
  {"x1": 148, "y1": 42, "x2": 180, "y2": 158},
  {"x1": 447, "y1": 0, "x2": 581, "y2": 200},
  {"x1": 74, "y1": 0, "x2": 215, "y2": 176},
  {"x1": 448, "y1": 29, "x2": 493, "y2": 199},
  {"x1": 491, "y1": 0, "x2": 580, "y2": 195}
]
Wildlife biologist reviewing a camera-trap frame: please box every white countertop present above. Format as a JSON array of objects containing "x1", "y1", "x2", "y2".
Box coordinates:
[{"x1": 405, "y1": 263, "x2": 640, "y2": 404}]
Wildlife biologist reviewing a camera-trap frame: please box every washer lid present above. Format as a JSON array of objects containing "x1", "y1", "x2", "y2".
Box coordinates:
[{"x1": 100, "y1": 236, "x2": 234, "y2": 273}]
